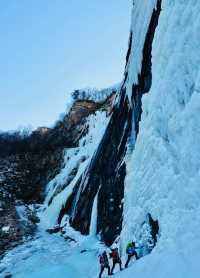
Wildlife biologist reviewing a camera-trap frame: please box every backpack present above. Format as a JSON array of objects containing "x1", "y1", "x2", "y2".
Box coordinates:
[
  {"x1": 128, "y1": 246, "x2": 135, "y2": 255},
  {"x1": 100, "y1": 255, "x2": 105, "y2": 265},
  {"x1": 100, "y1": 252, "x2": 108, "y2": 265},
  {"x1": 126, "y1": 243, "x2": 135, "y2": 255},
  {"x1": 112, "y1": 249, "x2": 119, "y2": 261}
]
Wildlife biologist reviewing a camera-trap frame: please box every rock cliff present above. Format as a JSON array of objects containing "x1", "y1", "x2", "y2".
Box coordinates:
[{"x1": 0, "y1": 90, "x2": 115, "y2": 256}]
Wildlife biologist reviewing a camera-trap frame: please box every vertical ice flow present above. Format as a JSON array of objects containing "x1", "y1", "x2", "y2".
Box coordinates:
[{"x1": 89, "y1": 191, "x2": 99, "y2": 236}]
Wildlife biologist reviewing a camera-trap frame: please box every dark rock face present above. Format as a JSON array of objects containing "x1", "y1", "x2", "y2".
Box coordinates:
[
  {"x1": 0, "y1": 194, "x2": 39, "y2": 258},
  {"x1": 58, "y1": 0, "x2": 162, "y2": 246},
  {"x1": 0, "y1": 152, "x2": 63, "y2": 204},
  {"x1": 52, "y1": 96, "x2": 114, "y2": 147},
  {"x1": 0, "y1": 196, "x2": 22, "y2": 258},
  {"x1": 58, "y1": 94, "x2": 131, "y2": 246},
  {"x1": 136, "y1": 213, "x2": 159, "y2": 257},
  {"x1": 46, "y1": 225, "x2": 62, "y2": 234},
  {"x1": 148, "y1": 213, "x2": 159, "y2": 246},
  {"x1": 125, "y1": 31, "x2": 132, "y2": 67},
  {"x1": 68, "y1": 90, "x2": 132, "y2": 246},
  {"x1": 0, "y1": 150, "x2": 65, "y2": 257},
  {"x1": 3, "y1": 274, "x2": 12, "y2": 278}
]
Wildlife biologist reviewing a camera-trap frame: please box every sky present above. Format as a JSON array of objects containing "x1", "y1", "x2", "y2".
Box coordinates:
[{"x1": 0, "y1": 0, "x2": 131, "y2": 131}]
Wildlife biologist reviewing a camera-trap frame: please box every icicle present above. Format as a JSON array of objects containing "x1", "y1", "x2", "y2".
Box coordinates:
[{"x1": 89, "y1": 191, "x2": 99, "y2": 236}]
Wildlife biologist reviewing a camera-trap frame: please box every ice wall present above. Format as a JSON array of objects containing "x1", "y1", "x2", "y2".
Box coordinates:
[{"x1": 121, "y1": 0, "x2": 200, "y2": 276}]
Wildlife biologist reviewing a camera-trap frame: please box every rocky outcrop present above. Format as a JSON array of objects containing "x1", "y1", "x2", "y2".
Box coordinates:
[
  {"x1": 0, "y1": 193, "x2": 39, "y2": 258},
  {"x1": 0, "y1": 94, "x2": 114, "y2": 202},
  {"x1": 0, "y1": 93, "x2": 114, "y2": 256},
  {"x1": 0, "y1": 196, "x2": 21, "y2": 258},
  {"x1": 52, "y1": 96, "x2": 114, "y2": 147},
  {"x1": 0, "y1": 153, "x2": 63, "y2": 204}
]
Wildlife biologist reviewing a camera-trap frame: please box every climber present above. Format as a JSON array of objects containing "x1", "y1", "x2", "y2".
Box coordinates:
[
  {"x1": 125, "y1": 241, "x2": 138, "y2": 268},
  {"x1": 99, "y1": 251, "x2": 111, "y2": 278},
  {"x1": 110, "y1": 247, "x2": 122, "y2": 274}
]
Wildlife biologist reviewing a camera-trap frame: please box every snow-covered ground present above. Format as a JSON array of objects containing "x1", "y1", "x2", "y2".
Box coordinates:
[
  {"x1": 0, "y1": 217, "x2": 99, "y2": 278},
  {"x1": 0, "y1": 217, "x2": 138, "y2": 278}
]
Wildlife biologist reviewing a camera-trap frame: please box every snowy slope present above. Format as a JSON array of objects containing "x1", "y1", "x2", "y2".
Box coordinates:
[{"x1": 0, "y1": 222, "x2": 102, "y2": 278}]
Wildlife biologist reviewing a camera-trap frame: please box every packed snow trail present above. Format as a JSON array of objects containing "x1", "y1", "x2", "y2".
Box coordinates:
[
  {"x1": 0, "y1": 221, "x2": 137, "y2": 278},
  {"x1": 0, "y1": 211, "x2": 139, "y2": 278},
  {"x1": 0, "y1": 222, "x2": 101, "y2": 278}
]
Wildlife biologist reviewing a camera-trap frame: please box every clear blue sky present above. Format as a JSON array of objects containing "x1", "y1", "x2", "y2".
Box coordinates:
[{"x1": 0, "y1": 0, "x2": 131, "y2": 131}]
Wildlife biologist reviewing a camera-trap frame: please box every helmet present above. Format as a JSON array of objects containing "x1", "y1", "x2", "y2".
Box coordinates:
[{"x1": 132, "y1": 241, "x2": 135, "y2": 246}]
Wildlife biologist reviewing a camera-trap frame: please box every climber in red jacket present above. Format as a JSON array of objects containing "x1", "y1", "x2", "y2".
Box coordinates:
[{"x1": 110, "y1": 247, "x2": 122, "y2": 274}]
